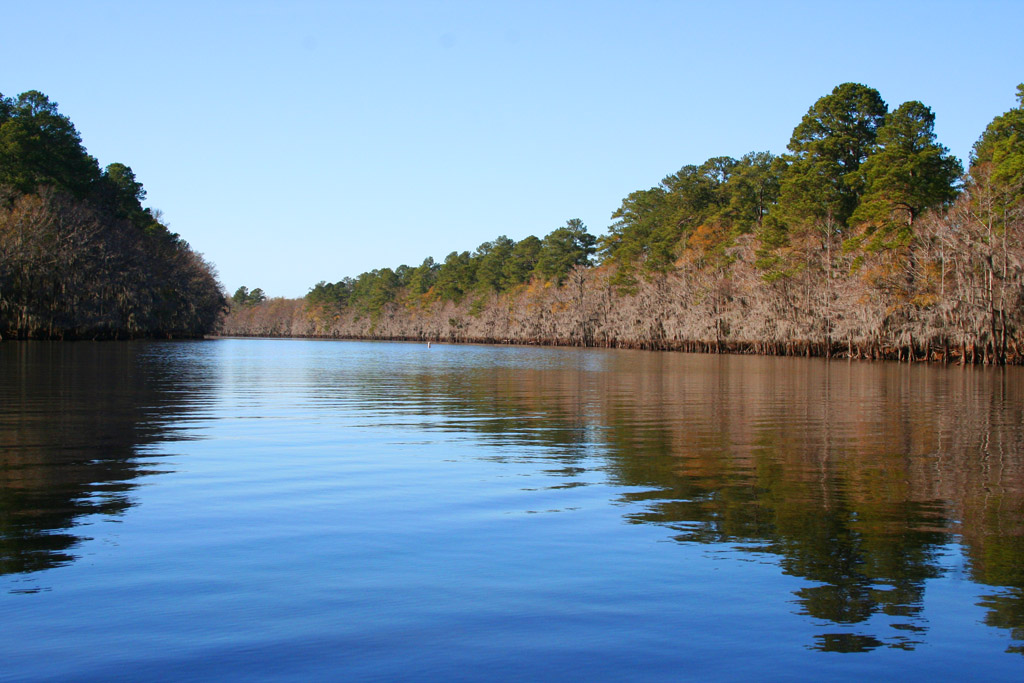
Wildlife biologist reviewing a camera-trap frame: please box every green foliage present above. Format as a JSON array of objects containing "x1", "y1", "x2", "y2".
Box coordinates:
[
  {"x1": 782, "y1": 83, "x2": 888, "y2": 230},
  {"x1": 601, "y1": 157, "x2": 740, "y2": 282},
  {"x1": 305, "y1": 231, "x2": 547, "y2": 320},
  {"x1": 407, "y1": 257, "x2": 439, "y2": 295},
  {"x1": 434, "y1": 251, "x2": 476, "y2": 302},
  {"x1": 788, "y1": 83, "x2": 888, "y2": 174},
  {"x1": 394, "y1": 263, "x2": 413, "y2": 288},
  {"x1": 503, "y1": 235, "x2": 542, "y2": 287},
  {"x1": 288, "y1": 80, "x2": 1024, "y2": 366},
  {"x1": 0, "y1": 90, "x2": 225, "y2": 339},
  {"x1": 754, "y1": 214, "x2": 795, "y2": 279},
  {"x1": 597, "y1": 152, "x2": 778, "y2": 289},
  {"x1": 853, "y1": 101, "x2": 962, "y2": 240},
  {"x1": 474, "y1": 235, "x2": 514, "y2": 293},
  {"x1": 719, "y1": 152, "x2": 781, "y2": 232},
  {"x1": 306, "y1": 278, "x2": 353, "y2": 305},
  {"x1": 600, "y1": 186, "x2": 669, "y2": 265},
  {"x1": 351, "y1": 268, "x2": 399, "y2": 314},
  {"x1": 98, "y1": 162, "x2": 148, "y2": 225},
  {"x1": 233, "y1": 286, "x2": 267, "y2": 307},
  {"x1": 468, "y1": 297, "x2": 487, "y2": 316},
  {"x1": 972, "y1": 83, "x2": 1024, "y2": 201},
  {"x1": 308, "y1": 269, "x2": 403, "y2": 318},
  {"x1": 535, "y1": 219, "x2": 596, "y2": 284},
  {"x1": 0, "y1": 91, "x2": 101, "y2": 198}
]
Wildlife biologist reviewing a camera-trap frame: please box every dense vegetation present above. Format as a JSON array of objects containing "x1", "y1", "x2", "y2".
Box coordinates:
[
  {"x1": 301, "y1": 217, "x2": 596, "y2": 310},
  {"x1": 225, "y1": 82, "x2": 1024, "y2": 364},
  {"x1": 0, "y1": 91, "x2": 224, "y2": 339}
]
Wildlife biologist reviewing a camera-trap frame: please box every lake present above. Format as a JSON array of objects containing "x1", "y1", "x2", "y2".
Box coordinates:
[{"x1": 2, "y1": 339, "x2": 1023, "y2": 681}]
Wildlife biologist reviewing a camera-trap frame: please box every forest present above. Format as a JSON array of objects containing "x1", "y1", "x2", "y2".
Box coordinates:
[
  {"x1": 0, "y1": 91, "x2": 224, "y2": 340},
  {"x1": 224, "y1": 82, "x2": 1024, "y2": 364}
]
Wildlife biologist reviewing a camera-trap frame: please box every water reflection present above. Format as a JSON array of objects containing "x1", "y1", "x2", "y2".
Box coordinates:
[
  {"x1": 0, "y1": 342, "x2": 212, "y2": 578},
  {"x1": 340, "y1": 348, "x2": 1024, "y2": 653},
  {"x1": 2, "y1": 340, "x2": 1023, "y2": 656}
]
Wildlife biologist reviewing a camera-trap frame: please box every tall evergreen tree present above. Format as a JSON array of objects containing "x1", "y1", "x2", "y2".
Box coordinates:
[
  {"x1": 474, "y1": 235, "x2": 515, "y2": 293},
  {"x1": 972, "y1": 83, "x2": 1024, "y2": 200},
  {"x1": 502, "y1": 236, "x2": 542, "y2": 287},
  {"x1": 781, "y1": 83, "x2": 888, "y2": 231},
  {"x1": 536, "y1": 219, "x2": 596, "y2": 284},
  {"x1": 853, "y1": 101, "x2": 962, "y2": 246},
  {"x1": 720, "y1": 151, "x2": 781, "y2": 232},
  {"x1": 0, "y1": 91, "x2": 101, "y2": 197}
]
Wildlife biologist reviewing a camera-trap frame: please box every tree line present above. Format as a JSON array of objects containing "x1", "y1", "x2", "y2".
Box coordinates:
[
  {"x1": 229, "y1": 83, "x2": 1024, "y2": 363},
  {"x1": 0, "y1": 90, "x2": 224, "y2": 340},
  {"x1": 298, "y1": 216, "x2": 597, "y2": 316},
  {"x1": 227, "y1": 82, "x2": 1022, "y2": 363}
]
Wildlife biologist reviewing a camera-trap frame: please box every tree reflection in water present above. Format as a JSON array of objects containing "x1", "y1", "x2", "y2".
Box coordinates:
[
  {"x1": 2, "y1": 342, "x2": 1022, "y2": 654},
  {"x1": 368, "y1": 350, "x2": 1024, "y2": 652},
  {"x1": 0, "y1": 342, "x2": 211, "y2": 579}
]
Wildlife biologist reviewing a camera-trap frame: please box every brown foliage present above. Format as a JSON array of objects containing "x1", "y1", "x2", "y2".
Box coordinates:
[
  {"x1": 220, "y1": 200, "x2": 1024, "y2": 364},
  {"x1": 0, "y1": 186, "x2": 224, "y2": 339}
]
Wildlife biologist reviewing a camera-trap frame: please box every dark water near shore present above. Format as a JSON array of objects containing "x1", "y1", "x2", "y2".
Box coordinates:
[{"x1": 2, "y1": 339, "x2": 1023, "y2": 681}]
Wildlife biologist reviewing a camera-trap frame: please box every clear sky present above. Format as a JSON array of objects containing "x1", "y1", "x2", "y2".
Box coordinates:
[{"x1": 3, "y1": 0, "x2": 1023, "y2": 298}]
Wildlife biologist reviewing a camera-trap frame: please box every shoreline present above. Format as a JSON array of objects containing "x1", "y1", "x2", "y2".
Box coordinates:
[{"x1": 208, "y1": 331, "x2": 1021, "y2": 366}]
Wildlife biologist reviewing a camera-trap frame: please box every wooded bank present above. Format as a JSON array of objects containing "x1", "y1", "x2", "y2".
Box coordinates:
[
  {"x1": 0, "y1": 91, "x2": 225, "y2": 340},
  {"x1": 220, "y1": 215, "x2": 1024, "y2": 365},
  {"x1": 5, "y1": 82, "x2": 1022, "y2": 351},
  {"x1": 224, "y1": 83, "x2": 1024, "y2": 365}
]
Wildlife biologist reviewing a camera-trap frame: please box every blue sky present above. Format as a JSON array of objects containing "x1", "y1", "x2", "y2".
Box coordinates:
[{"x1": 3, "y1": 0, "x2": 1023, "y2": 298}]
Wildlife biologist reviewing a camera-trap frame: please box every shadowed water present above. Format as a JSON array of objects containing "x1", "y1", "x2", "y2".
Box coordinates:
[{"x1": 1, "y1": 339, "x2": 1023, "y2": 680}]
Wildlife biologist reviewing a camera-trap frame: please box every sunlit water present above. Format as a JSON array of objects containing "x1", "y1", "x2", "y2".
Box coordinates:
[{"x1": 2, "y1": 339, "x2": 1023, "y2": 681}]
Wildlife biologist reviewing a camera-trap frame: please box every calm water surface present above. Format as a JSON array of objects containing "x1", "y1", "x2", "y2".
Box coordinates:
[{"x1": 2, "y1": 339, "x2": 1023, "y2": 681}]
